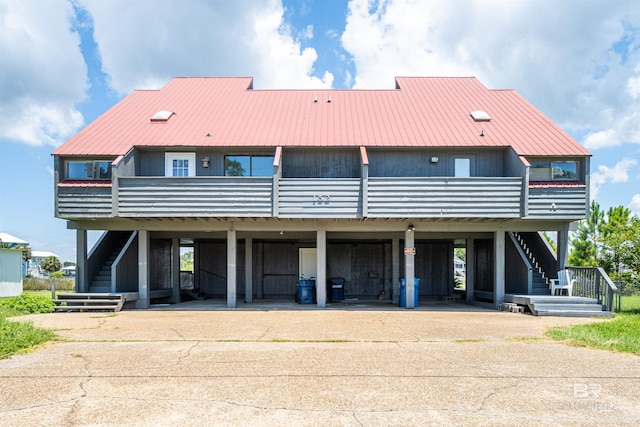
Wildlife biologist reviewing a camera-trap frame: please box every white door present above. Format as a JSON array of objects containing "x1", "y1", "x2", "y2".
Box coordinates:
[
  {"x1": 299, "y1": 248, "x2": 317, "y2": 280},
  {"x1": 165, "y1": 152, "x2": 196, "y2": 177}
]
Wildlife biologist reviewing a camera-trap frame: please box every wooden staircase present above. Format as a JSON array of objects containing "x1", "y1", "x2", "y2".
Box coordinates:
[
  {"x1": 89, "y1": 244, "x2": 125, "y2": 293},
  {"x1": 54, "y1": 293, "x2": 125, "y2": 312}
]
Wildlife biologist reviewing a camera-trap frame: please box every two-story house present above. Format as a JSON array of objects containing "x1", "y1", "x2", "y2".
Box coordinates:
[{"x1": 53, "y1": 77, "x2": 590, "y2": 309}]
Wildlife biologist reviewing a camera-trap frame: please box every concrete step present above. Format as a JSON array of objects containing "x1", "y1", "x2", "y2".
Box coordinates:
[
  {"x1": 534, "y1": 309, "x2": 614, "y2": 318},
  {"x1": 533, "y1": 303, "x2": 604, "y2": 312}
]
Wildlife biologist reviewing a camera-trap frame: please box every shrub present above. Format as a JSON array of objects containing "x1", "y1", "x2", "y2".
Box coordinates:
[
  {"x1": 23, "y1": 278, "x2": 75, "y2": 291},
  {"x1": 0, "y1": 294, "x2": 55, "y2": 314},
  {"x1": 49, "y1": 271, "x2": 65, "y2": 279}
]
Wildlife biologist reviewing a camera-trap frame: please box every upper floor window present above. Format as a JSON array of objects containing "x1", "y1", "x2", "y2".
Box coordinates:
[
  {"x1": 165, "y1": 153, "x2": 195, "y2": 177},
  {"x1": 224, "y1": 155, "x2": 273, "y2": 176},
  {"x1": 66, "y1": 160, "x2": 111, "y2": 180},
  {"x1": 530, "y1": 160, "x2": 578, "y2": 181}
]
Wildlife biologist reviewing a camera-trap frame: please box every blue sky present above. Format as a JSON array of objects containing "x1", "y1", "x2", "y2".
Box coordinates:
[{"x1": 1, "y1": 0, "x2": 640, "y2": 262}]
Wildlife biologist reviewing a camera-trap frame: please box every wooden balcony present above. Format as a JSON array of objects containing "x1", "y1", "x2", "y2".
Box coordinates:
[{"x1": 55, "y1": 175, "x2": 586, "y2": 221}]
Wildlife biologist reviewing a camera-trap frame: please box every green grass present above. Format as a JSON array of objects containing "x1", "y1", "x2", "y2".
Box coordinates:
[
  {"x1": 546, "y1": 313, "x2": 640, "y2": 355},
  {"x1": 0, "y1": 295, "x2": 58, "y2": 360}
]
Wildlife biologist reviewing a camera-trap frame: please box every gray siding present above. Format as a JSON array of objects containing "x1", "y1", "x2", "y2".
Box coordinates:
[
  {"x1": 368, "y1": 149, "x2": 505, "y2": 177},
  {"x1": 138, "y1": 151, "x2": 165, "y2": 176},
  {"x1": 57, "y1": 186, "x2": 112, "y2": 218},
  {"x1": 278, "y1": 178, "x2": 362, "y2": 218},
  {"x1": 283, "y1": 148, "x2": 360, "y2": 178},
  {"x1": 118, "y1": 177, "x2": 273, "y2": 217},
  {"x1": 367, "y1": 178, "x2": 522, "y2": 218},
  {"x1": 527, "y1": 186, "x2": 587, "y2": 219}
]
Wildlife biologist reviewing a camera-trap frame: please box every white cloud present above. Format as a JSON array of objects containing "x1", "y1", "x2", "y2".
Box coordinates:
[
  {"x1": 629, "y1": 194, "x2": 640, "y2": 216},
  {"x1": 0, "y1": 0, "x2": 87, "y2": 146},
  {"x1": 591, "y1": 158, "x2": 638, "y2": 200},
  {"x1": 80, "y1": 0, "x2": 332, "y2": 92},
  {"x1": 342, "y1": 0, "x2": 640, "y2": 148}
]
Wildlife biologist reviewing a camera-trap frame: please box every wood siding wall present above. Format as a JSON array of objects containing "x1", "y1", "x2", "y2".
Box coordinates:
[
  {"x1": 57, "y1": 186, "x2": 112, "y2": 218},
  {"x1": 527, "y1": 186, "x2": 587, "y2": 218},
  {"x1": 278, "y1": 178, "x2": 362, "y2": 218},
  {"x1": 367, "y1": 178, "x2": 522, "y2": 218},
  {"x1": 283, "y1": 149, "x2": 360, "y2": 178},
  {"x1": 118, "y1": 177, "x2": 272, "y2": 217}
]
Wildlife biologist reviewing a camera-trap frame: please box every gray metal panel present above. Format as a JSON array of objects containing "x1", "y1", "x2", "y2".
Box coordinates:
[
  {"x1": 278, "y1": 178, "x2": 362, "y2": 218},
  {"x1": 57, "y1": 186, "x2": 113, "y2": 218},
  {"x1": 527, "y1": 186, "x2": 587, "y2": 219},
  {"x1": 118, "y1": 177, "x2": 273, "y2": 217},
  {"x1": 367, "y1": 177, "x2": 522, "y2": 218}
]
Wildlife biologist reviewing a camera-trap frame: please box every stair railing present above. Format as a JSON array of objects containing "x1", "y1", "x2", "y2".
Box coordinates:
[{"x1": 567, "y1": 266, "x2": 618, "y2": 312}]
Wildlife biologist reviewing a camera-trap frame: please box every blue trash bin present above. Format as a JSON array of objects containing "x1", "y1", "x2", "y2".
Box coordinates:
[
  {"x1": 399, "y1": 278, "x2": 420, "y2": 307},
  {"x1": 297, "y1": 279, "x2": 315, "y2": 304},
  {"x1": 329, "y1": 277, "x2": 345, "y2": 301}
]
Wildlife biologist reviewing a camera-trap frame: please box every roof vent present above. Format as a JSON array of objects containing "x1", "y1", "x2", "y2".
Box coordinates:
[
  {"x1": 150, "y1": 110, "x2": 175, "y2": 122},
  {"x1": 470, "y1": 110, "x2": 491, "y2": 122}
]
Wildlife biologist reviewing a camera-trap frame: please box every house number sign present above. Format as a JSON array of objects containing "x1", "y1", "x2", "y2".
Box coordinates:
[{"x1": 313, "y1": 194, "x2": 330, "y2": 204}]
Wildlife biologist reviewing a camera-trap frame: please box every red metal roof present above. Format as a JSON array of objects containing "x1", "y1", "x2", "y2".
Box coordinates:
[{"x1": 53, "y1": 77, "x2": 590, "y2": 157}]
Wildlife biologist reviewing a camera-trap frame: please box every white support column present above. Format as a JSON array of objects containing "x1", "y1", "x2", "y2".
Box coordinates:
[
  {"x1": 465, "y1": 238, "x2": 475, "y2": 303},
  {"x1": 494, "y1": 230, "x2": 505, "y2": 309},
  {"x1": 76, "y1": 230, "x2": 88, "y2": 293},
  {"x1": 227, "y1": 229, "x2": 237, "y2": 308},
  {"x1": 404, "y1": 228, "x2": 415, "y2": 309},
  {"x1": 392, "y1": 238, "x2": 400, "y2": 304},
  {"x1": 557, "y1": 229, "x2": 569, "y2": 270},
  {"x1": 245, "y1": 237, "x2": 253, "y2": 303},
  {"x1": 316, "y1": 230, "x2": 327, "y2": 308},
  {"x1": 171, "y1": 238, "x2": 180, "y2": 304},
  {"x1": 136, "y1": 229, "x2": 150, "y2": 309}
]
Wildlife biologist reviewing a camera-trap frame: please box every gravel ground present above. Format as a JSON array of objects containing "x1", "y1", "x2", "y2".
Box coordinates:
[{"x1": 1, "y1": 301, "x2": 638, "y2": 426}]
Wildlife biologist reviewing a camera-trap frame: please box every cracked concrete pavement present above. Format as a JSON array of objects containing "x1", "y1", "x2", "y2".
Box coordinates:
[{"x1": 1, "y1": 301, "x2": 639, "y2": 426}]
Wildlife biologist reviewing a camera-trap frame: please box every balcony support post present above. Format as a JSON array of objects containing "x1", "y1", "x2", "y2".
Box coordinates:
[
  {"x1": 494, "y1": 230, "x2": 505, "y2": 308},
  {"x1": 136, "y1": 229, "x2": 150, "y2": 309},
  {"x1": 466, "y1": 238, "x2": 475, "y2": 303},
  {"x1": 227, "y1": 229, "x2": 237, "y2": 308},
  {"x1": 316, "y1": 230, "x2": 327, "y2": 308},
  {"x1": 404, "y1": 228, "x2": 415, "y2": 309},
  {"x1": 557, "y1": 229, "x2": 569, "y2": 270},
  {"x1": 76, "y1": 229, "x2": 88, "y2": 293},
  {"x1": 245, "y1": 237, "x2": 253, "y2": 303},
  {"x1": 171, "y1": 237, "x2": 180, "y2": 304}
]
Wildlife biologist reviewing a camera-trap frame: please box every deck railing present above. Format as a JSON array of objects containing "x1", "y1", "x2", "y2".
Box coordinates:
[{"x1": 567, "y1": 266, "x2": 618, "y2": 312}]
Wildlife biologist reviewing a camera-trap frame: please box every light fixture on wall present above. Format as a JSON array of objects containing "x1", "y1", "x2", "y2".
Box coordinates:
[
  {"x1": 280, "y1": 231, "x2": 284, "y2": 235},
  {"x1": 430, "y1": 156, "x2": 439, "y2": 163},
  {"x1": 202, "y1": 157, "x2": 210, "y2": 169},
  {"x1": 407, "y1": 223, "x2": 415, "y2": 231}
]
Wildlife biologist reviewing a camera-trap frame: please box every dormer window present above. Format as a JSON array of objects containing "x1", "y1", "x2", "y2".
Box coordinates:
[{"x1": 151, "y1": 110, "x2": 175, "y2": 122}]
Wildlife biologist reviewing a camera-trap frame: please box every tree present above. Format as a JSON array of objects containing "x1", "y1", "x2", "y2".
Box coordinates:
[
  {"x1": 600, "y1": 205, "x2": 632, "y2": 277},
  {"x1": 180, "y1": 250, "x2": 194, "y2": 272},
  {"x1": 41, "y1": 256, "x2": 61, "y2": 275},
  {"x1": 569, "y1": 201, "x2": 603, "y2": 266}
]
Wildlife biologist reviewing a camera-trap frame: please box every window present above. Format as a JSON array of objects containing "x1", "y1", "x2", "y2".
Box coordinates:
[
  {"x1": 454, "y1": 158, "x2": 471, "y2": 177},
  {"x1": 224, "y1": 155, "x2": 273, "y2": 176},
  {"x1": 530, "y1": 160, "x2": 578, "y2": 181},
  {"x1": 66, "y1": 160, "x2": 111, "y2": 180},
  {"x1": 165, "y1": 153, "x2": 195, "y2": 177}
]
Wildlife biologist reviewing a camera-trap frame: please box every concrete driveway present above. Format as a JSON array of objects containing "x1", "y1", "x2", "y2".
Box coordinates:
[{"x1": 1, "y1": 302, "x2": 638, "y2": 426}]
